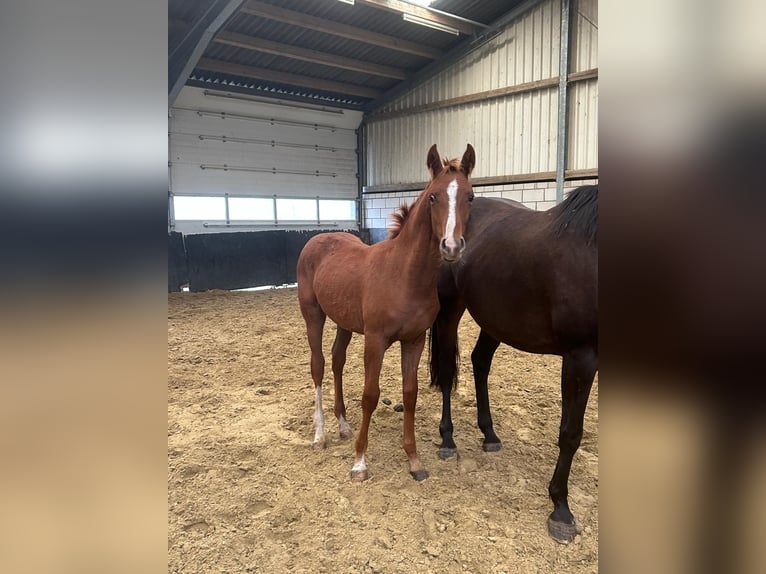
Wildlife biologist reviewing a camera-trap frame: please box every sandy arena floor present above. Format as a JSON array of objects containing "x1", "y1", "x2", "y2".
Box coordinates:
[{"x1": 168, "y1": 288, "x2": 598, "y2": 573}]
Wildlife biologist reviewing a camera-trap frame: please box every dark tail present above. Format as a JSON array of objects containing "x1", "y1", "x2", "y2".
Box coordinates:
[{"x1": 428, "y1": 316, "x2": 460, "y2": 391}]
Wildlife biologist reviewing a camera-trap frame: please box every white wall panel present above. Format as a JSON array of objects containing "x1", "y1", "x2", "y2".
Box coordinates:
[
  {"x1": 571, "y1": 0, "x2": 598, "y2": 73},
  {"x1": 170, "y1": 163, "x2": 356, "y2": 199},
  {"x1": 568, "y1": 78, "x2": 598, "y2": 170},
  {"x1": 170, "y1": 86, "x2": 362, "y2": 200}
]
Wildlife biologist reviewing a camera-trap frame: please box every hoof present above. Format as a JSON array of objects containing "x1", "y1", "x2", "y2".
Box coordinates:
[
  {"x1": 339, "y1": 428, "x2": 353, "y2": 441},
  {"x1": 437, "y1": 447, "x2": 459, "y2": 461},
  {"x1": 351, "y1": 469, "x2": 369, "y2": 482},
  {"x1": 410, "y1": 469, "x2": 429, "y2": 482},
  {"x1": 547, "y1": 516, "x2": 579, "y2": 543},
  {"x1": 312, "y1": 438, "x2": 326, "y2": 450},
  {"x1": 482, "y1": 442, "x2": 502, "y2": 452}
]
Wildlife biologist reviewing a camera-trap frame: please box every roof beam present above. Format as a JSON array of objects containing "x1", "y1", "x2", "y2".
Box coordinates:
[
  {"x1": 213, "y1": 32, "x2": 407, "y2": 80},
  {"x1": 168, "y1": 0, "x2": 247, "y2": 107},
  {"x1": 355, "y1": 0, "x2": 481, "y2": 36},
  {"x1": 196, "y1": 58, "x2": 383, "y2": 99},
  {"x1": 239, "y1": 0, "x2": 442, "y2": 60}
]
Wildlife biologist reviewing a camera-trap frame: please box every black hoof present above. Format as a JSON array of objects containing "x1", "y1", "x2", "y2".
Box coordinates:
[
  {"x1": 410, "y1": 469, "x2": 429, "y2": 481},
  {"x1": 437, "y1": 447, "x2": 459, "y2": 460},
  {"x1": 482, "y1": 442, "x2": 502, "y2": 452},
  {"x1": 547, "y1": 516, "x2": 579, "y2": 543}
]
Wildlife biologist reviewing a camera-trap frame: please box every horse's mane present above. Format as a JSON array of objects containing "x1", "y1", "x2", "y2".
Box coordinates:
[
  {"x1": 388, "y1": 157, "x2": 462, "y2": 239},
  {"x1": 388, "y1": 201, "x2": 413, "y2": 239},
  {"x1": 551, "y1": 185, "x2": 598, "y2": 245}
]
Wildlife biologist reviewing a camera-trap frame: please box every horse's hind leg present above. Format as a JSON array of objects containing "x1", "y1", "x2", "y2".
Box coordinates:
[
  {"x1": 299, "y1": 292, "x2": 327, "y2": 450},
  {"x1": 547, "y1": 346, "x2": 597, "y2": 543},
  {"x1": 402, "y1": 333, "x2": 428, "y2": 481},
  {"x1": 331, "y1": 326, "x2": 353, "y2": 440},
  {"x1": 471, "y1": 330, "x2": 502, "y2": 451}
]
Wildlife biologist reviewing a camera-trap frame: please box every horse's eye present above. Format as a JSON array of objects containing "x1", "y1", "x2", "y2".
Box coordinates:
[
  {"x1": 428, "y1": 193, "x2": 436, "y2": 204},
  {"x1": 468, "y1": 194, "x2": 475, "y2": 203}
]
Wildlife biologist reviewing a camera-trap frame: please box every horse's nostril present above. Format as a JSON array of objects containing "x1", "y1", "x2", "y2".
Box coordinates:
[{"x1": 459, "y1": 237, "x2": 466, "y2": 250}]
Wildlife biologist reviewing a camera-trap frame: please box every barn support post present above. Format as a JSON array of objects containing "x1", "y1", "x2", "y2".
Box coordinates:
[
  {"x1": 555, "y1": 0, "x2": 572, "y2": 204},
  {"x1": 168, "y1": 191, "x2": 175, "y2": 232},
  {"x1": 224, "y1": 192, "x2": 230, "y2": 225},
  {"x1": 356, "y1": 123, "x2": 366, "y2": 231}
]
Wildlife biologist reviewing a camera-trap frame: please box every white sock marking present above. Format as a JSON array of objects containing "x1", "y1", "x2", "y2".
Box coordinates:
[
  {"x1": 313, "y1": 386, "x2": 325, "y2": 444},
  {"x1": 444, "y1": 179, "x2": 458, "y2": 250},
  {"x1": 352, "y1": 455, "x2": 367, "y2": 473}
]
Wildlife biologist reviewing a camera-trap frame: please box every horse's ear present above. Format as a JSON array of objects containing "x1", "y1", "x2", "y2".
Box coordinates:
[
  {"x1": 461, "y1": 144, "x2": 476, "y2": 177},
  {"x1": 426, "y1": 144, "x2": 442, "y2": 179}
]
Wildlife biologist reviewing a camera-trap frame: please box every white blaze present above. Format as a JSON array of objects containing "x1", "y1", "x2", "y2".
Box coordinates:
[{"x1": 444, "y1": 179, "x2": 458, "y2": 249}]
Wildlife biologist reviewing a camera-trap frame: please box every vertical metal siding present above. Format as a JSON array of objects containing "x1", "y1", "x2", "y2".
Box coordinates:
[
  {"x1": 567, "y1": 78, "x2": 598, "y2": 170},
  {"x1": 568, "y1": 0, "x2": 598, "y2": 169},
  {"x1": 366, "y1": 0, "x2": 567, "y2": 187},
  {"x1": 571, "y1": 0, "x2": 598, "y2": 73}
]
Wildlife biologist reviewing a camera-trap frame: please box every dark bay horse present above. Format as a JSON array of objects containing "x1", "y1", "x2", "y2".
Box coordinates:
[
  {"x1": 429, "y1": 185, "x2": 597, "y2": 542},
  {"x1": 297, "y1": 144, "x2": 476, "y2": 482}
]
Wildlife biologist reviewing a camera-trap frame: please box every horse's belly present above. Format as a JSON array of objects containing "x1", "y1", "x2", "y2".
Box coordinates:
[
  {"x1": 315, "y1": 288, "x2": 364, "y2": 334},
  {"x1": 467, "y1": 302, "x2": 558, "y2": 354}
]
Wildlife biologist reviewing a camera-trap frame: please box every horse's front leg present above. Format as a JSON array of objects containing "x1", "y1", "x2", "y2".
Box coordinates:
[
  {"x1": 471, "y1": 330, "x2": 502, "y2": 451},
  {"x1": 351, "y1": 334, "x2": 388, "y2": 482},
  {"x1": 331, "y1": 326, "x2": 353, "y2": 440},
  {"x1": 401, "y1": 333, "x2": 428, "y2": 481},
  {"x1": 547, "y1": 346, "x2": 597, "y2": 543},
  {"x1": 430, "y1": 299, "x2": 465, "y2": 460}
]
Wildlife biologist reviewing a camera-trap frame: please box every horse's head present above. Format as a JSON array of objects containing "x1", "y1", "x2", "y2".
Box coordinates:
[{"x1": 425, "y1": 143, "x2": 475, "y2": 262}]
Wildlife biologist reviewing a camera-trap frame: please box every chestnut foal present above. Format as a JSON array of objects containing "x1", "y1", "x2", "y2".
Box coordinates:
[{"x1": 297, "y1": 144, "x2": 476, "y2": 481}]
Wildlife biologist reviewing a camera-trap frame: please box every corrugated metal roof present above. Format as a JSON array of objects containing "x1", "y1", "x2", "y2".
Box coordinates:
[{"x1": 169, "y1": 0, "x2": 528, "y2": 110}]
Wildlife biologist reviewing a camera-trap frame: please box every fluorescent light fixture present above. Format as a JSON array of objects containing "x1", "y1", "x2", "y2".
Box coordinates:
[
  {"x1": 402, "y1": 13, "x2": 460, "y2": 35},
  {"x1": 337, "y1": 0, "x2": 355, "y2": 5}
]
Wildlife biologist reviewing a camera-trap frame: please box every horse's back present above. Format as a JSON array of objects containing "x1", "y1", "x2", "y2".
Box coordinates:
[
  {"x1": 301, "y1": 230, "x2": 365, "y2": 254},
  {"x1": 298, "y1": 232, "x2": 365, "y2": 274},
  {"x1": 464, "y1": 197, "x2": 533, "y2": 240}
]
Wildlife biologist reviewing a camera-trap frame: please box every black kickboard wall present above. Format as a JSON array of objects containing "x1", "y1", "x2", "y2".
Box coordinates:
[{"x1": 169, "y1": 229, "x2": 365, "y2": 292}]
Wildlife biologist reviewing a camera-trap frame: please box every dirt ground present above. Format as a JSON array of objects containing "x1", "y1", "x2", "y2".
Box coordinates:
[{"x1": 168, "y1": 288, "x2": 598, "y2": 573}]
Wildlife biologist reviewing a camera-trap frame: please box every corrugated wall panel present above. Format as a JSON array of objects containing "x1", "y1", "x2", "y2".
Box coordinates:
[
  {"x1": 365, "y1": 0, "x2": 563, "y2": 187},
  {"x1": 568, "y1": 78, "x2": 598, "y2": 170},
  {"x1": 362, "y1": 0, "x2": 597, "y2": 236},
  {"x1": 366, "y1": 93, "x2": 561, "y2": 184},
  {"x1": 568, "y1": 0, "x2": 598, "y2": 169},
  {"x1": 571, "y1": 0, "x2": 598, "y2": 73}
]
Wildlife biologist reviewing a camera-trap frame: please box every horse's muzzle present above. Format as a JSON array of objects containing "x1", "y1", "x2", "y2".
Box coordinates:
[{"x1": 440, "y1": 236, "x2": 466, "y2": 262}]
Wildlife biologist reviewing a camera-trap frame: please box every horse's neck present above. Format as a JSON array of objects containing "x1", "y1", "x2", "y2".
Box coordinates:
[{"x1": 391, "y1": 198, "x2": 440, "y2": 290}]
